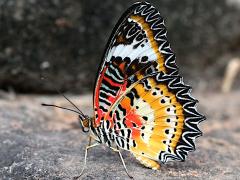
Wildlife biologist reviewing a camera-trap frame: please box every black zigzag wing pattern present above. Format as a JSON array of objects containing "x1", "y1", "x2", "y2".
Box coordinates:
[
  {"x1": 155, "y1": 72, "x2": 206, "y2": 162},
  {"x1": 133, "y1": 2, "x2": 179, "y2": 75}
]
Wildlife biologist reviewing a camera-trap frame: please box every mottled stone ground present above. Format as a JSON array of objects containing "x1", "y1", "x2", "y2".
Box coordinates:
[{"x1": 0, "y1": 91, "x2": 239, "y2": 179}]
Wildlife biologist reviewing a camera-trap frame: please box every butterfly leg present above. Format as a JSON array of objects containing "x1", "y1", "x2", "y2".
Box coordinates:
[
  {"x1": 74, "y1": 136, "x2": 99, "y2": 179},
  {"x1": 110, "y1": 147, "x2": 133, "y2": 179}
]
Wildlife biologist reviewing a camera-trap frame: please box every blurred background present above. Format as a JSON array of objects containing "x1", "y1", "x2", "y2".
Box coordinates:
[
  {"x1": 0, "y1": 0, "x2": 240, "y2": 179},
  {"x1": 0, "y1": 0, "x2": 240, "y2": 94}
]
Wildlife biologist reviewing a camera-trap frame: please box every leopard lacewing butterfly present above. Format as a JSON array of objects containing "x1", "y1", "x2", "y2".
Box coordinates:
[{"x1": 44, "y1": 2, "x2": 205, "y2": 178}]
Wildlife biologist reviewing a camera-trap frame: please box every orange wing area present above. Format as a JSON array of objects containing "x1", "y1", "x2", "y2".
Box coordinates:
[
  {"x1": 110, "y1": 73, "x2": 204, "y2": 163},
  {"x1": 113, "y1": 76, "x2": 184, "y2": 161}
]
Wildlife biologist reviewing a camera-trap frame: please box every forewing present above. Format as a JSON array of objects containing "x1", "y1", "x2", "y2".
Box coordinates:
[{"x1": 94, "y1": 2, "x2": 178, "y2": 127}]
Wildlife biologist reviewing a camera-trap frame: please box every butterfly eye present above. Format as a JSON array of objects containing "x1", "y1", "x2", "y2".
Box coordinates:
[
  {"x1": 82, "y1": 119, "x2": 89, "y2": 127},
  {"x1": 81, "y1": 119, "x2": 90, "y2": 132}
]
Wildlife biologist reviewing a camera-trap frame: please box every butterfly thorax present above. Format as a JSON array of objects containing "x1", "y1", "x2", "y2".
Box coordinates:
[{"x1": 90, "y1": 116, "x2": 117, "y2": 147}]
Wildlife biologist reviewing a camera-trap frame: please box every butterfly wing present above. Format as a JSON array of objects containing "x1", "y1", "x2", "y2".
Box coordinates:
[{"x1": 93, "y1": 1, "x2": 205, "y2": 163}]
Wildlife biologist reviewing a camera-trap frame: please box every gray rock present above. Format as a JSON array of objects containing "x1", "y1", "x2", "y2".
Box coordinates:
[
  {"x1": 0, "y1": 0, "x2": 240, "y2": 92},
  {"x1": 0, "y1": 93, "x2": 239, "y2": 179}
]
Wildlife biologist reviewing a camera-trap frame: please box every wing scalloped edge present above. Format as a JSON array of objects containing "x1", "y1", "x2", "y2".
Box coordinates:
[{"x1": 155, "y1": 72, "x2": 206, "y2": 163}]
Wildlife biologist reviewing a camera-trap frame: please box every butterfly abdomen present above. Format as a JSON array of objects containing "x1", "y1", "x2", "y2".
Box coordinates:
[{"x1": 132, "y1": 152, "x2": 160, "y2": 170}]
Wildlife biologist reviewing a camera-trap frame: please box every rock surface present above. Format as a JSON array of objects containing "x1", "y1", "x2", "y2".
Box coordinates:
[
  {"x1": 0, "y1": 92, "x2": 239, "y2": 179},
  {"x1": 1, "y1": 0, "x2": 240, "y2": 92}
]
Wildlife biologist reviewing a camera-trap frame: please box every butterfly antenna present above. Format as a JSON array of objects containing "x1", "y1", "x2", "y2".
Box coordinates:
[
  {"x1": 41, "y1": 76, "x2": 85, "y2": 116},
  {"x1": 56, "y1": 89, "x2": 85, "y2": 116},
  {"x1": 41, "y1": 103, "x2": 82, "y2": 115}
]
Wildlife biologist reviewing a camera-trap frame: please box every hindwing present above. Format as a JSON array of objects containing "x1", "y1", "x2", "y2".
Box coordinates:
[{"x1": 109, "y1": 73, "x2": 204, "y2": 162}]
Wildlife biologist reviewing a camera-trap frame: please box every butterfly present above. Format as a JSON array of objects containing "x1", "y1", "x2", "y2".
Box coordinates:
[{"x1": 44, "y1": 1, "x2": 205, "y2": 179}]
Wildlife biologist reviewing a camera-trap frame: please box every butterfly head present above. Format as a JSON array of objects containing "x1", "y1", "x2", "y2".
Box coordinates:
[{"x1": 78, "y1": 114, "x2": 91, "y2": 132}]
